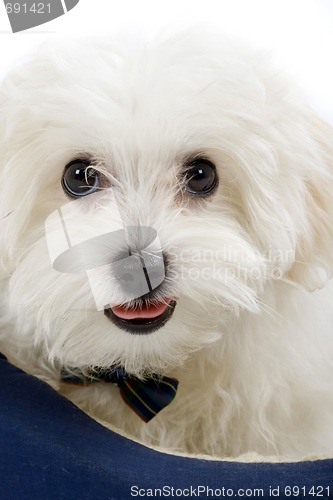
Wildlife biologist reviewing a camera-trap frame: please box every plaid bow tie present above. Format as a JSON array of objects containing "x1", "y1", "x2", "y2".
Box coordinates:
[{"x1": 61, "y1": 367, "x2": 178, "y2": 423}]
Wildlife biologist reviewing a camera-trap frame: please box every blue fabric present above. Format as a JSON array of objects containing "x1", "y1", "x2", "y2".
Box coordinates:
[{"x1": 0, "y1": 353, "x2": 332, "y2": 499}]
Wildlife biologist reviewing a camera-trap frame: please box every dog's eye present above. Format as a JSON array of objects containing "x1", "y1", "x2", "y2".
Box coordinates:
[
  {"x1": 62, "y1": 160, "x2": 100, "y2": 197},
  {"x1": 184, "y1": 159, "x2": 218, "y2": 196}
]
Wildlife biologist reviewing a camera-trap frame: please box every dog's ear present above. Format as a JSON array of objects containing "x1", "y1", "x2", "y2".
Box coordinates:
[{"x1": 286, "y1": 113, "x2": 333, "y2": 291}]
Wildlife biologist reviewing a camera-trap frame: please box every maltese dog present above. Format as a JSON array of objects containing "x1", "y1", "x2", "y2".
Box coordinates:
[{"x1": 1, "y1": 28, "x2": 333, "y2": 459}]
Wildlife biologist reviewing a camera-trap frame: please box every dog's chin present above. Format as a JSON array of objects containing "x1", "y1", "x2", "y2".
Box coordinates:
[
  {"x1": 104, "y1": 299, "x2": 177, "y2": 335},
  {"x1": 46, "y1": 294, "x2": 222, "y2": 376}
]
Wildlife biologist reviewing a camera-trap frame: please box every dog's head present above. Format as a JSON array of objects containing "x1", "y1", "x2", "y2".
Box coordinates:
[{"x1": 1, "y1": 29, "x2": 332, "y2": 375}]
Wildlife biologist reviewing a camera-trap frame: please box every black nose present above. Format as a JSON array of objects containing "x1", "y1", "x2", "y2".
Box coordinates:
[
  {"x1": 133, "y1": 254, "x2": 170, "y2": 302},
  {"x1": 112, "y1": 249, "x2": 168, "y2": 300}
]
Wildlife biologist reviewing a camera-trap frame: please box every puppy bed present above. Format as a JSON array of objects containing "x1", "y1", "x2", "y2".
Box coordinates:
[{"x1": 0, "y1": 353, "x2": 332, "y2": 500}]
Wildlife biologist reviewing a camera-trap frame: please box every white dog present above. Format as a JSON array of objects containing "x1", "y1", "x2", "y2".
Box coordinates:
[{"x1": 1, "y1": 28, "x2": 333, "y2": 459}]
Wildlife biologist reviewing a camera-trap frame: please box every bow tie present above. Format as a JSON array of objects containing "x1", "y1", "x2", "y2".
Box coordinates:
[{"x1": 60, "y1": 367, "x2": 178, "y2": 423}]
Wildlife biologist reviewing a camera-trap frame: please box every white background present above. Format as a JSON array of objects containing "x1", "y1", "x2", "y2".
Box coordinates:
[{"x1": 0, "y1": 0, "x2": 333, "y2": 123}]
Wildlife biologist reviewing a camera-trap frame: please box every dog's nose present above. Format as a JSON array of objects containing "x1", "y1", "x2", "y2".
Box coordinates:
[
  {"x1": 112, "y1": 248, "x2": 167, "y2": 299},
  {"x1": 46, "y1": 203, "x2": 167, "y2": 308}
]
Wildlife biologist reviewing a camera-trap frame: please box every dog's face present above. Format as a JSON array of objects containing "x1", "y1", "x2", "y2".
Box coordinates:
[{"x1": 1, "y1": 30, "x2": 332, "y2": 375}]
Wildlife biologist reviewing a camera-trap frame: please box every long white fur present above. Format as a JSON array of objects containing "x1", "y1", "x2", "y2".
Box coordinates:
[{"x1": 1, "y1": 28, "x2": 333, "y2": 458}]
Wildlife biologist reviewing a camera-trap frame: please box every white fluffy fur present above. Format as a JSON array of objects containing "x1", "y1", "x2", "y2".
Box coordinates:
[{"x1": 1, "y1": 28, "x2": 333, "y2": 459}]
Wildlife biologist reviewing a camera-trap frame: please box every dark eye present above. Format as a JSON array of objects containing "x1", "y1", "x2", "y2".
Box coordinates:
[
  {"x1": 184, "y1": 159, "x2": 218, "y2": 196},
  {"x1": 62, "y1": 160, "x2": 100, "y2": 197}
]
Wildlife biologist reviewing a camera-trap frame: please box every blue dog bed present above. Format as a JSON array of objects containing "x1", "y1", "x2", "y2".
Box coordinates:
[{"x1": 0, "y1": 353, "x2": 332, "y2": 499}]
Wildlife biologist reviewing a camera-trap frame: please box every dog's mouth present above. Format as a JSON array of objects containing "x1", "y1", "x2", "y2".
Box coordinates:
[{"x1": 104, "y1": 299, "x2": 177, "y2": 334}]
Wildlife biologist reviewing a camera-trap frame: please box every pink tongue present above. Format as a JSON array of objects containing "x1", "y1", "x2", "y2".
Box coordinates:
[{"x1": 111, "y1": 300, "x2": 170, "y2": 320}]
